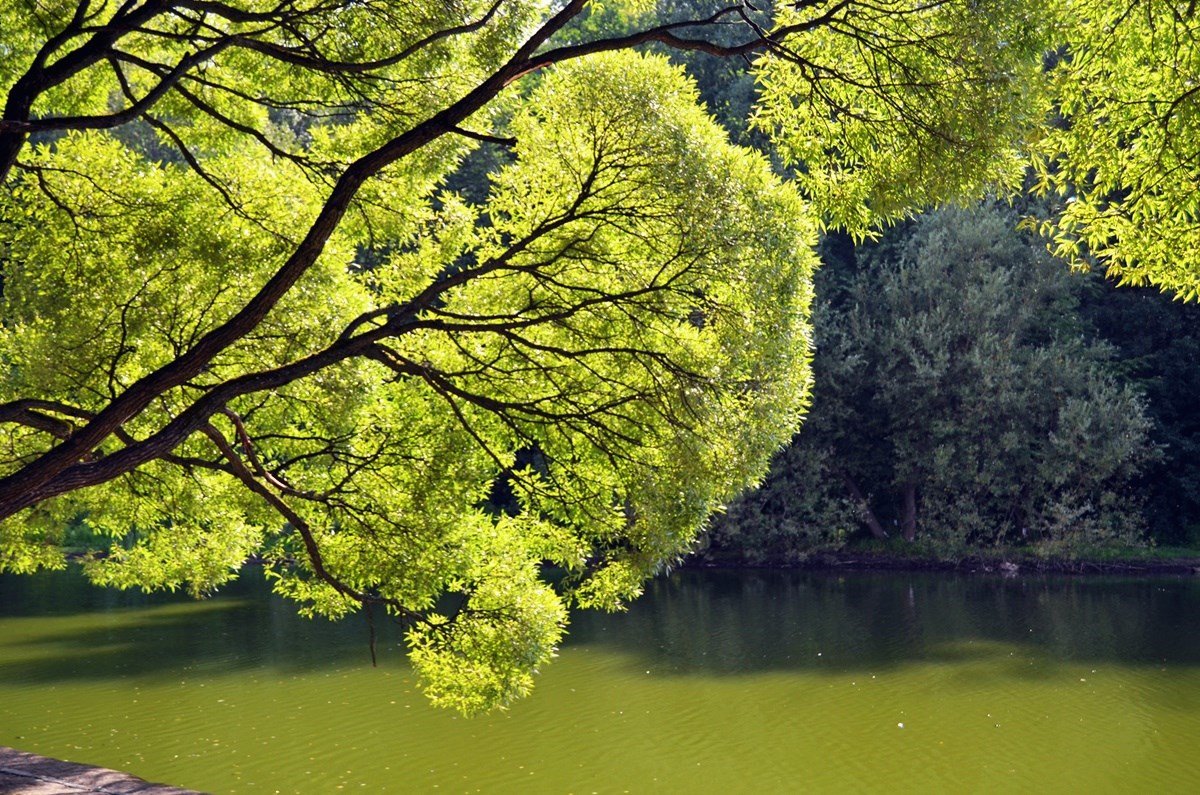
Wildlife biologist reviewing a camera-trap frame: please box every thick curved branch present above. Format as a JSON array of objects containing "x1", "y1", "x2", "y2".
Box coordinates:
[
  {"x1": 6, "y1": 245, "x2": 704, "y2": 511},
  {"x1": 508, "y1": 0, "x2": 853, "y2": 83},
  {"x1": 0, "y1": 39, "x2": 237, "y2": 134},
  {"x1": 234, "y1": 0, "x2": 506, "y2": 74},
  {"x1": 0, "y1": 398, "x2": 92, "y2": 439},
  {"x1": 1, "y1": 0, "x2": 179, "y2": 180},
  {"x1": 0, "y1": 1, "x2": 592, "y2": 517},
  {"x1": 0, "y1": 0, "x2": 825, "y2": 519}
]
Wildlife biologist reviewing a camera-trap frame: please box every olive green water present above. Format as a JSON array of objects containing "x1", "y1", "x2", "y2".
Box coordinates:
[{"x1": 2, "y1": 569, "x2": 1199, "y2": 793}]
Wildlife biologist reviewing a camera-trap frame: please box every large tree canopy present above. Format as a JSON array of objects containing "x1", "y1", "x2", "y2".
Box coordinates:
[{"x1": 0, "y1": 0, "x2": 1193, "y2": 711}]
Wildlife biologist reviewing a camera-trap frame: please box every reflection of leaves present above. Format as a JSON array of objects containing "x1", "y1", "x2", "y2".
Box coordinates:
[
  {"x1": 566, "y1": 571, "x2": 1200, "y2": 676},
  {"x1": 4, "y1": 569, "x2": 1200, "y2": 698},
  {"x1": 0, "y1": 570, "x2": 399, "y2": 684}
]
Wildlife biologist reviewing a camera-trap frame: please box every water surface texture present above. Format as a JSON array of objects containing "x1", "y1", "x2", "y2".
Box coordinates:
[{"x1": 2, "y1": 569, "x2": 1198, "y2": 793}]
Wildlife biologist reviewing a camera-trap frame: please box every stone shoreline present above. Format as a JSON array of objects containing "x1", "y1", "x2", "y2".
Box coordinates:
[{"x1": 0, "y1": 747, "x2": 201, "y2": 795}]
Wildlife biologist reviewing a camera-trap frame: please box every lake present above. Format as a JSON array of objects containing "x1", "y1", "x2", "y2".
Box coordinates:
[{"x1": 2, "y1": 568, "x2": 1199, "y2": 793}]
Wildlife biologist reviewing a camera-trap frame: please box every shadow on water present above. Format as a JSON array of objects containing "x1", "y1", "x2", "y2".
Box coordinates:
[
  {"x1": 2, "y1": 566, "x2": 1199, "y2": 686},
  {"x1": 565, "y1": 569, "x2": 1200, "y2": 676},
  {"x1": 0, "y1": 567, "x2": 403, "y2": 684}
]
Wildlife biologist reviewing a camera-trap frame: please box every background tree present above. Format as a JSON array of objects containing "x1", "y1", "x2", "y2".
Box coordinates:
[
  {"x1": 707, "y1": 207, "x2": 1159, "y2": 561},
  {"x1": 1078, "y1": 279, "x2": 1200, "y2": 547}
]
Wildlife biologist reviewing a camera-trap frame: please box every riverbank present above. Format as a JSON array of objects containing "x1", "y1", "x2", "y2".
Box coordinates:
[
  {"x1": 0, "y1": 747, "x2": 201, "y2": 794},
  {"x1": 689, "y1": 543, "x2": 1200, "y2": 576}
]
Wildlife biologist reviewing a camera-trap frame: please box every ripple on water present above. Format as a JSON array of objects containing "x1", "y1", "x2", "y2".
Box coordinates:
[{"x1": 2, "y1": 569, "x2": 1200, "y2": 792}]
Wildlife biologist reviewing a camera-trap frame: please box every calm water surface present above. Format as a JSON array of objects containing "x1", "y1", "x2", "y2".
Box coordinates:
[{"x1": 1, "y1": 568, "x2": 1199, "y2": 793}]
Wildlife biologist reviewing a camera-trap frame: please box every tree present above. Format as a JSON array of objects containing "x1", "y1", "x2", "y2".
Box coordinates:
[
  {"x1": 707, "y1": 207, "x2": 1158, "y2": 560},
  {"x1": 1078, "y1": 275, "x2": 1200, "y2": 546},
  {"x1": 1032, "y1": 2, "x2": 1200, "y2": 299},
  {"x1": 0, "y1": 0, "x2": 1171, "y2": 711}
]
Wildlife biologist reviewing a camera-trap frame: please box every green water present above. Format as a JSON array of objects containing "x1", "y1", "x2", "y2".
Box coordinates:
[{"x1": 2, "y1": 569, "x2": 1199, "y2": 793}]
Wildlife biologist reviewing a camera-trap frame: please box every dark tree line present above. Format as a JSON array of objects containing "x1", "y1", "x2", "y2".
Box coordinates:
[{"x1": 705, "y1": 208, "x2": 1200, "y2": 562}]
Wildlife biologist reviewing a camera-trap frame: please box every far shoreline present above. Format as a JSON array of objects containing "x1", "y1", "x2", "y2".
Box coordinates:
[{"x1": 684, "y1": 548, "x2": 1200, "y2": 577}]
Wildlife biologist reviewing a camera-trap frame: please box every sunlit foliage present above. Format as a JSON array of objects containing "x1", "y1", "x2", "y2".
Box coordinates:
[{"x1": 1033, "y1": 2, "x2": 1200, "y2": 298}]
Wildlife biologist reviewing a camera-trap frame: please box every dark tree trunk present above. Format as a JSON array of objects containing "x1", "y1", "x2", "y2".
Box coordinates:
[
  {"x1": 902, "y1": 482, "x2": 918, "y2": 542},
  {"x1": 840, "y1": 471, "x2": 888, "y2": 539}
]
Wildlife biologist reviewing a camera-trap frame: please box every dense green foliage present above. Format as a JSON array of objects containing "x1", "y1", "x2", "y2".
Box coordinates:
[
  {"x1": 1078, "y1": 280, "x2": 1200, "y2": 546},
  {"x1": 2, "y1": 0, "x2": 1200, "y2": 711},
  {"x1": 707, "y1": 208, "x2": 1160, "y2": 561},
  {"x1": 2, "y1": 40, "x2": 819, "y2": 712},
  {"x1": 1032, "y1": 2, "x2": 1200, "y2": 298}
]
